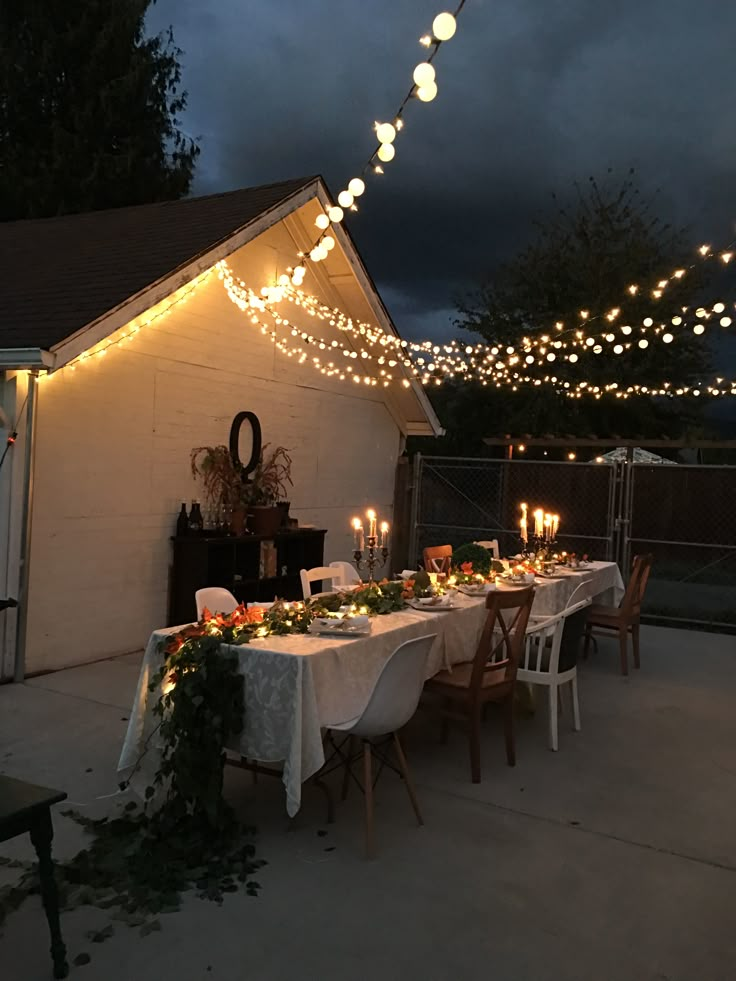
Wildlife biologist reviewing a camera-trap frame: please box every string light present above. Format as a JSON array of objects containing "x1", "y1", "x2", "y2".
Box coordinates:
[
  {"x1": 216, "y1": 262, "x2": 736, "y2": 399},
  {"x1": 294, "y1": 4, "x2": 467, "y2": 285}
]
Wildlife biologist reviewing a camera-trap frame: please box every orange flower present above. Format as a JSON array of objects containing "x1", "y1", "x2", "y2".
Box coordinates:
[{"x1": 461, "y1": 562, "x2": 473, "y2": 574}]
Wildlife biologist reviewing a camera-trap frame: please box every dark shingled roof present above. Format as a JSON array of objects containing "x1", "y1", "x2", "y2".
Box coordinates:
[{"x1": 0, "y1": 176, "x2": 318, "y2": 350}]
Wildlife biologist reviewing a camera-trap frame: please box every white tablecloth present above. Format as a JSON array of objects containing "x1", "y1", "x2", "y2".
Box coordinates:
[{"x1": 119, "y1": 562, "x2": 623, "y2": 816}]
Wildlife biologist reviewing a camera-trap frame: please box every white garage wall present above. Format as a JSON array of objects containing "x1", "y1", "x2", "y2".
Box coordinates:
[{"x1": 24, "y1": 224, "x2": 403, "y2": 673}]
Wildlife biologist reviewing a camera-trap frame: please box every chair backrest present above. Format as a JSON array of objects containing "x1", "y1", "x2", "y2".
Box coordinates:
[
  {"x1": 471, "y1": 587, "x2": 535, "y2": 691},
  {"x1": 423, "y1": 545, "x2": 452, "y2": 574},
  {"x1": 522, "y1": 599, "x2": 591, "y2": 675},
  {"x1": 329, "y1": 560, "x2": 362, "y2": 587},
  {"x1": 348, "y1": 634, "x2": 437, "y2": 738},
  {"x1": 195, "y1": 587, "x2": 238, "y2": 620},
  {"x1": 621, "y1": 553, "x2": 653, "y2": 616},
  {"x1": 474, "y1": 540, "x2": 500, "y2": 559},
  {"x1": 300, "y1": 566, "x2": 343, "y2": 599}
]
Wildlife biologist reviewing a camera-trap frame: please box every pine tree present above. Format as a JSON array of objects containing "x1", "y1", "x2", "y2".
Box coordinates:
[{"x1": 0, "y1": 0, "x2": 199, "y2": 219}]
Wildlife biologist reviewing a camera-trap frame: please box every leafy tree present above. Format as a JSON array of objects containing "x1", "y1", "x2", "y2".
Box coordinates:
[
  {"x1": 0, "y1": 0, "x2": 199, "y2": 220},
  {"x1": 433, "y1": 173, "x2": 712, "y2": 454}
]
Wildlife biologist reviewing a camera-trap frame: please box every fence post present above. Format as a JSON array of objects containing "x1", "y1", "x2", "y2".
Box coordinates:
[{"x1": 407, "y1": 452, "x2": 422, "y2": 569}]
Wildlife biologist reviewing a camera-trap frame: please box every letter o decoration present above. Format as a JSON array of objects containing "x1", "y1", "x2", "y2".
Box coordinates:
[{"x1": 229, "y1": 411, "x2": 262, "y2": 479}]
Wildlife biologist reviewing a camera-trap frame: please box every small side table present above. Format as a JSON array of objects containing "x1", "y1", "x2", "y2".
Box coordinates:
[{"x1": 0, "y1": 775, "x2": 69, "y2": 979}]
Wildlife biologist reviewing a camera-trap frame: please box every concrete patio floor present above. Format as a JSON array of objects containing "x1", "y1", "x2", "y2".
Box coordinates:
[{"x1": 1, "y1": 625, "x2": 735, "y2": 980}]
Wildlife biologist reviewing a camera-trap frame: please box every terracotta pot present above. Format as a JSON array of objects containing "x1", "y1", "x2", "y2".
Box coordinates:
[
  {"x1": 249, "y1": 505, "x2": 283, "y2": 537},
  {"x1": 230, "y1": 507, "x2": 247, "y2": 537}
]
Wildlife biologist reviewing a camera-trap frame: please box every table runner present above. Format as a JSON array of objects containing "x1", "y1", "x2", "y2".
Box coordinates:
[{"x1": 119, "y1": 562, "x2": 623, "y2": 816}]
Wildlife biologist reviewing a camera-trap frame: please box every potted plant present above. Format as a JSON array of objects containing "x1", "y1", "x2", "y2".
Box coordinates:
[
  {"x1": 246, "y1": 444, "x2": 293, "y2": 536},
  {"x1": 190, "y1": 444, "x2": 251, "y2": 536}
]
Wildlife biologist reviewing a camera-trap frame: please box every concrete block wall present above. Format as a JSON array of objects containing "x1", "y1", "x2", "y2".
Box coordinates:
[{"x1": 24, "y1": 225, "x2": 404, "y2": 672}]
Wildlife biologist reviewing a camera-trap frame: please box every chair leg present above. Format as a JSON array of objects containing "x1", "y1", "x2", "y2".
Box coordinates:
[
  {"x1": 341, "y1": 735, "x2": 353, "y2": 801},
  {"x1": 548, "y1": 685, "x2": 559, "y2": 752},
  {"x1": 363, "y1": 741, "x2": 375, "y2": 859},
  {"x1": 503, "y1": 695, "x2": 516, "y2": 767},
  {"x1": 571, "y1": 675, "x2": 581, "y2": 732},
  {"x1": 469, "y1": 705, "x2": 482, "y2": 783},
  {"x1": 392, "y1": 732, "x2": 424, "y2": 826},
  {"x1": 631, "y1": 623, "x2": 641, "y2": 669},
  {"x1": 619, "y1": 626, "x2": 629, "y2": 676}
]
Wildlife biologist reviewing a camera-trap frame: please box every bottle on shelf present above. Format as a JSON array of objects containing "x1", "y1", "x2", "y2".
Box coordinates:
[
  {"x1": 188, "y1": 499, "x2": 203, "y2": 534},
  {"x1": 175, "y1": 502, "x2": 189, "y2": 537}
]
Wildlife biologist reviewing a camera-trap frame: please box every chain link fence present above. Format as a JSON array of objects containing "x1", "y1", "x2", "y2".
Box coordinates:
[{"x1": 407, "y1": 454, "x2": 736, "y2": 629}]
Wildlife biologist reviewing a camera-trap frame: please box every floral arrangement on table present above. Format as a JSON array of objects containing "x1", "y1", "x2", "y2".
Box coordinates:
[{"x1": 449, "y1": 543, "x2": 505, "y2": 585}]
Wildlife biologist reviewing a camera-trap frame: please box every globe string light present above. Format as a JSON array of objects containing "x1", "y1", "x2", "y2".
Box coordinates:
[{"x1": 295, "y1": 4, "x2": 467, "y2": 283}]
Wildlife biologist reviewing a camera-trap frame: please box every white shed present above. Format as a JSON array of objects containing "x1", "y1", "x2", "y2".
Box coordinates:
[{"x1": 0, "y1": 177, "x2": 440, "y2": 679}]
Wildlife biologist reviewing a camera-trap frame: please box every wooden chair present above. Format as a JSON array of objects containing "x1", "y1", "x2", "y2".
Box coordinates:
[
  {"x1": 423, "y1": 544, "x2": 452, "y2": 574},
  {"x1": 424, "y1": 587, "x2": 535, "y2": 782},
  {"x1": 583, "y1": 553, "x2": 653, "y2": 675}
]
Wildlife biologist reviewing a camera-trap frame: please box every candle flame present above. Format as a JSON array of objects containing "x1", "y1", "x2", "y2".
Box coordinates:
[
  {"x1": 352, "y1": 517, "x2": 362, "y2": 529},
  {"x1": 366, "y1": 509, "x2": 376, "y2": 520},
  {"x1": 380, "y1": 521, "x2": 389, "y2": 532}
]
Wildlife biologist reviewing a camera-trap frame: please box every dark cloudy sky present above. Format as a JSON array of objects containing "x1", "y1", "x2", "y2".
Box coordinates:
[{"x1": 149, "y1": 0, "x2": 736, "y2": 341}]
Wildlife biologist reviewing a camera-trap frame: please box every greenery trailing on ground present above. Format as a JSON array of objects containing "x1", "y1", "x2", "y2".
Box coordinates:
[
  {"x1": 0, "y1": 622, "x2": 263, "y2": 954},
  {"x1": 0, "y1": 581, "x2": 412, "y2": 951}
]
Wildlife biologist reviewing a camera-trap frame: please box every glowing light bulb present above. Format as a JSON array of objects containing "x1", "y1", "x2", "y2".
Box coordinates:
[
  {"x1": 323, "y1": 235, "x2": 335, "y2": 251},
  {"x1": 693, "y1": 324, "x2": 705, "y2": 335},
  {"x1": 713, "y1": 302, "x2": 725, "y2": 313},
  {"x1": 639, "y1": 339, "x2": 649, "y2": 349},
  {"x1": 432, "y1": 12, "x2": 457, "y2": 40},
  {"x1": 643, "y1": 317, "x2": 653, "y2": 327},
  {"x1": 413, "y1": 62, "x2": 436, "y2": 86},
  {"x1": 315, "y1": 213, "x2": 330, "y2": 230},
  {"x1": 377, "y1": 143, "x2": 395, "y2": 162},
  {"x1": 328, "y1": 206, "x2": 344, "y2": 223},
  {"x1": 376, "y1": 122, "x2": 396, "y2": 144},
  {"x1": 338, "y1": 190, "x2": 354, "y2": 208},
  {"x1": 568, "y1": 353, "x2": 578, "y2": 363},
  {"x1": 613, "y1": 344, "x2": 624, "y2": 354},
  {"x1": 662, "y1": 333, "x2": 673, "y2": 343},
  {"x1": 416, "y1": 81, "x2": 438, "y2": 102},
  {"x1": 621, "y1": 325, "x2": 632, "y2": 335},
  {"x1": 721, "y1": 316, "x2": 732, "y2": 327},
  {"x1": 348, "y1": 178, "x2": 365, "y2": 197}
]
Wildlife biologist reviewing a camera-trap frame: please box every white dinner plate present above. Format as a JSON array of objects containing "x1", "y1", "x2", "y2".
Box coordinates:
[{"x1": 407, "y1": 598, "x2": 456, "y2": 612}]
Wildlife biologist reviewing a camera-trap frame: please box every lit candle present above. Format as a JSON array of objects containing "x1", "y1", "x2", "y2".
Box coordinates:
[
  {"x1": 352, "y1": 517, "x2": 364, "y2": 550},
  {"x1": 552, "y1": 514, "x2": 559, "y2": 539},
  {"x1": 380, "y1": 521, "x2": 389, "y2": 548},
  {"x1": 366, "y1": 509, "x2": 377, "y2": 540},
  {"x1": 534, "y1": 508, "x2": 544, "y2": 539},
  {"x1": 520, "y1": 502, "x2": 528, "y2": 543},
  {"x1": 544, "y1": 513, "x2": 552, "y2": 542}
]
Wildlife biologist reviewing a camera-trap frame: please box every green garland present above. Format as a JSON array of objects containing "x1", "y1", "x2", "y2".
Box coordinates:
[{"x1": 1, "y1": 580, "x2": 410, "y2": 960}]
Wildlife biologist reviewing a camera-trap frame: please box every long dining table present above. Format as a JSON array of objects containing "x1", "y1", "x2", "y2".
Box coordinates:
[{"x1": 119, "y1": 561, "x2": 624, "y2": 816}]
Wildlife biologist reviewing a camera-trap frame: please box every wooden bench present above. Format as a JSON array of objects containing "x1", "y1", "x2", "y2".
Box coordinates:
[{"x1": 0, "y1": 775, "x2": 69, "y2": 978}]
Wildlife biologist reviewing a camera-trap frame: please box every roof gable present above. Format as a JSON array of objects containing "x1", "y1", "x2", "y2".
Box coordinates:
[{"x1": 0, "y1": 177, "x2": 317, "y2": 349}]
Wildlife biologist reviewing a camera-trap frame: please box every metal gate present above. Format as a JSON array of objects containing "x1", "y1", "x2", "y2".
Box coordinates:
[{"x1": 407, "y1": 454, "x2": 736, "y2": 629}]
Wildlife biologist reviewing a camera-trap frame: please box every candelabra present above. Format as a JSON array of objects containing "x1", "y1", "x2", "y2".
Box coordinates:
[
  {"x1": 520, "y1": 535, "x2": 558, "y2": 558},
  {"x1": 353, "y1": 536, "x2": 389, "y2": 585}
]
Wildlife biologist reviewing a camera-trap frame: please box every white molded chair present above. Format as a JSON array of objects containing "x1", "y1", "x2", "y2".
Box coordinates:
[
  {"x1": 300, "y1": 566, "x2": 343, "y2": 599},
  {"x1": 326, "y1": 633, "x2": 437, "y2": 858},
  {"x1": 518, "y1": 598, "x2": 591, "y2": 751},
  {"x1": 195, "y1": 587, "x2": 238, "y2": 620},
  {"x1": 474, "y1": 540, "x2": 500, "y2": 559},
  {"x1": 329, "y1": 560, "x2": 362, "y2": 587}
]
